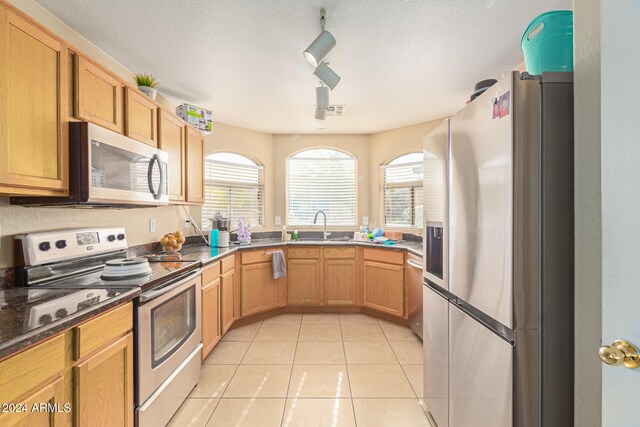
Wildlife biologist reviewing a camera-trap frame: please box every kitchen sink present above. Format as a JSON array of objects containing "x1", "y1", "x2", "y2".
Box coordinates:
[{"x1": 296, "y1": 236, "x2": 353, "y2": 243}]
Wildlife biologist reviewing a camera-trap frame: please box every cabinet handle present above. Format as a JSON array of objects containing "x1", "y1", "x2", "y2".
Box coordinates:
[{"x1": 407, "y1": 259, "x2": 424, "y2": 269}]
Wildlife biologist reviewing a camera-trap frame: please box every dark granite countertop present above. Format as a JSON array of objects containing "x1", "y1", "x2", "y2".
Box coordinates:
[
  {"x1": 177, "y1": 238, "x2": 423, "y2": 266},
  {"x1": 0, "y1": 237, "x2": 422, "y2": 360},
  {"x1": 0, "y1": 287, "x2": 139, "y2": 360}
]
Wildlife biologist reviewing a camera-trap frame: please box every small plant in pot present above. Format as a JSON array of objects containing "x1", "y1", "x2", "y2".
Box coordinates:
[{"x1": 134, "y1": 73, "x2": 158, "y2": 100}]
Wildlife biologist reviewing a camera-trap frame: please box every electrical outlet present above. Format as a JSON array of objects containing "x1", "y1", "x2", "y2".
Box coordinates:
[
  {"x1": 275, "y1": 216, "x2": 281, "y2": 226},
  {"x1": 363, "y1": 216, "x2": 369, "y2": 226},
  {"x1": 149, "y1": 219, "x2": 156, "y2": 233},
  {"x1": 183, "y1": 219, "x2": 190, "y2": 229}
]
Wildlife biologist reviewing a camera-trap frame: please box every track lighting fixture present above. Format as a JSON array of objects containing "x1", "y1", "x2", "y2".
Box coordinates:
[
  {"x1": 314, "y1": 108, "x2": 327, "y2": 120},
  {"x1": 316, "y1": 85, "x2": 329, "y2": 110}
]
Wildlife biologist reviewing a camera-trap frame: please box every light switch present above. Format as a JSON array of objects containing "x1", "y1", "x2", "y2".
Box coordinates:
[
  {"x1": 149, "y1": 219, "x2": 156, "y2": 233},
  {"x1": 275, "y1": 216, "x2": 282, "y2": 225},
  {"x1": 362, "y1": 216, "x2": 369, "y2": 226}
]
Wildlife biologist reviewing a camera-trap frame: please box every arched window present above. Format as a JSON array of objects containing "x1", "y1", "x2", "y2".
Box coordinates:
[
  {"x1": 286, "y1": 148, "x2": 357, "y2": 226},
  {"x1": 203, "y1": 152, "x2": 264, "y2": 229},
  {"x1": 381, "y1": 152, "x2": 423, "y2": 227}
]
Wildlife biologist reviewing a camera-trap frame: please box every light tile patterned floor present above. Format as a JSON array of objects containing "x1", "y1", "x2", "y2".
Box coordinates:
[{"x1": 168, "y1": 313, "x2": 429, "y2": 427}]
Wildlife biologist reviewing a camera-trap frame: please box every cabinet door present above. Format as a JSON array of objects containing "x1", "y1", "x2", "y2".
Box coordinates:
[
  {"x1": 75, "y1": 55, "x2": 123, "y2": 133},
  {"x1": 241, "y1": 262, "x2": 279, "y2": 316},
  {"x1": 363, "y1": 261, "x2": 404, "y2": 317},
  {"x1": 324, "y1": 259, "x2": 357, "y2": 305},
  {"x1": 158, "y1": 110, "x2": 186, "y2": 202},
  {"x1": 0, "y1": 8, "x2": 69, "y2": 195},
  {"x1": 74, "y1": 333, "x2": 134, "y2": 427},
  {"x1": 0, "y1": 377, "x2": 65, "y2": 427},
  {"x1": 185, "y1": 127, "x2": 204, "y2": 204},
  {"x1": 202, "y1": 278, "x2": 221, "y2": 360},
  {"x1": 288, "y1": 259, "x2": 321, "y2": 305},
  {"x1": 221, "y1": 269, "x2": 235, "y2": 333},
  {"x1": 124, "y1": 87, "x2": 157, "y2": 146}
]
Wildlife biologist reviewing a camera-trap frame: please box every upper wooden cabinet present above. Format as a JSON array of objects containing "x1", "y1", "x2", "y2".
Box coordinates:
[
  {"x1": 75, "y1": 55, "x2": 123, "y2": 133},
  {"x1": 0, "y1": 6, "x2": 69, "y2": 196},
  {"x1": 185, "y1": 126, "x2": 204, "y2": 204},
  {"x1": 158, "y1": 109, "x2": 186, "y2": 202},
  {"x1": 124, "y1": 87, "x2": 157, "y2": 146}
]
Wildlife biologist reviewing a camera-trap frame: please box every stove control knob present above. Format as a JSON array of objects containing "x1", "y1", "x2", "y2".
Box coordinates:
[
  {"x1": 117, "y1": 233, "x2": 125, "y2": 241},
  {"x1": 107, "y1": 235, "x2": 116, "y2": 242},
  {"x1": 55, "y1": 240, "x2": 67, "y2": 249},
  {"x1": 55, "y1": 308, "x2": 68, "y2": 318},
  {"x1": 38, "y1": 242, "x2": 51, "y2": 251},
  {"x1": 39, "y1": 314, "x2": 53, "y2": 324}
]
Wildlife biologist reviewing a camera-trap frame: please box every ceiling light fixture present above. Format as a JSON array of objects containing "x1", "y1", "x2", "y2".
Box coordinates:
[
  {"x1": 314, "y1": 62, "x2": 341, "y2": 90},
  {"x1": 316, "y1": 85, "x2": 329, "y2": 110},
  {"x1": 303, "y1": 9, "x2": 336, "y2": 67}
]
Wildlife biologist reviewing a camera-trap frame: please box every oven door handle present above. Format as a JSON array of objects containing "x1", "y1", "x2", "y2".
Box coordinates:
[
  {"x1": 139, "y1": 269, "x2": 200, "y2": 303},
  {"x1": 147, "y1": 154, "x2": 164, "y2": 200}
]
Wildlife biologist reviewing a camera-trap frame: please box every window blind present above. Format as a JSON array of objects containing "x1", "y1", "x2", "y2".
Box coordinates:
[
  {"x1": 381, "y1": 155, "x2": 424, "y2": 227},
  {"x1": 202, "y1": 156, "x2": 264, "y2": 230},
  {"x1": 286, "y1": 149, "x2": 357, "y2": 226}
]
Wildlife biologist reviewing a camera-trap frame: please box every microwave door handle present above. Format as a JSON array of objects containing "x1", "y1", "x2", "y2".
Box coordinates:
[
  {"x1": 147, "y1": 154, "x2": 158, "y2": 199},
  {"x1": 156, "y1": 155, "x2": 164, "y2": 198},
  {"x1": 147, "y1": 154, "x2": 163, "y2": 199}
]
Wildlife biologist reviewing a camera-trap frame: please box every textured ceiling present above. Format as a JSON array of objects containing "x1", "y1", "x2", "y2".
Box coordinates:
[{"x1": 35, "y1": 0, "x2": 571, "y2": 133}]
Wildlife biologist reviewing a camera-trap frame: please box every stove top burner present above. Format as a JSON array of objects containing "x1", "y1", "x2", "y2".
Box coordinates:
[{"x1": 101, "y1": 257, "x2": 152, "y2": 280}]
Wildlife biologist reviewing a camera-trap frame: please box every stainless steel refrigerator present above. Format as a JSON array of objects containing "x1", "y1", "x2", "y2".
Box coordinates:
[{"x1": 422, "y1": 71, "x2": 574, "y2": 427}]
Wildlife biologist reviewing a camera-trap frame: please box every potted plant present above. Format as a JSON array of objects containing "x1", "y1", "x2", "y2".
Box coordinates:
[{"x1": 134, "y1": 73, "x2": 159, "y2": 100}]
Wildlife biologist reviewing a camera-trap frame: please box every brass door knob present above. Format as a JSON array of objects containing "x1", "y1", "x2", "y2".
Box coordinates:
[{"x1": 599, "y1": 340, "x2": 640, "y2": 369}]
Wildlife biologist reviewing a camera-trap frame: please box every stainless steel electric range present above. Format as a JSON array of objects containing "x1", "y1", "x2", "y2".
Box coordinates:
[{"x1": 15, "y1": 227, "x2": 202, "y2": 427}]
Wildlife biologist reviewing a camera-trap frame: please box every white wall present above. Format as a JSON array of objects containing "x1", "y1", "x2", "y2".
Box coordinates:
[{"x1": 573, "y1": 0, "x2": 602, "y2": 424}]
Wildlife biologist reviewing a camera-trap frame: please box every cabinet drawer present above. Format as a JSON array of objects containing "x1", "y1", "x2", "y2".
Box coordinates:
[
  {"x1": 288, "y1": 247, "x2": 321, "y2": 259},
  {"x1": 74, "y1": 303, "x2": 133, "y2": 360},
  {"x1": 242, "y1": 249, "x2": 282, "y2": 265},
  {"x1": 221, "y1": 255, "x2": 235, "y2": 274},
  {"x1": 202, "y1": 261, "x2": 221, "y2": 284},
  {"x1": 324, "y1": 247, "x2": 356, "y2": 259},
  {"x1": 363, "y1": 248, "x2": 404, "y2": 265},
  {"x1": 0, "y1": 333, "x2": 65, "y2": 404}
]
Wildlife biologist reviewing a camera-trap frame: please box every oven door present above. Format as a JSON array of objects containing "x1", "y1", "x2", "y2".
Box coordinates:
[
  {"x1": 137, "y1": 270, "x2": 201, "y2": 404},
  {"x1": 85, "y1": 123, "x2": 169, "y2": 205}
]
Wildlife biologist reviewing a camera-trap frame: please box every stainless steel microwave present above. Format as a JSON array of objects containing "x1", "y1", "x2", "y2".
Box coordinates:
[{"x1": 13, "y1": 122, "x2": 169, "y2": 207}]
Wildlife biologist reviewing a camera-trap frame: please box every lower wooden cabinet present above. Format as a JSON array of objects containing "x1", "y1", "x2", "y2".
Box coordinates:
[
  {"x1": 324, "y1": 259, "x2": 357, "y2": 305},
  {"x1": 221, "y1": 269, "x2": 235, "y2": 333},
  {"x1": 363, "y1": 260, "x2": 405, "y2": 317},
  {"x1": 202, "y1": 277, "x2": 222, "y2": 360},
  {"x1": 241, "y1": 261, "x2": 281, "y2": 316},
  {"x1": 73, "y1": 333, "x2": 134, "y2": 427},
  {"x1": 287, "y1": 259, "x2": 322, "y2": 305},
  {"x1": 0, "y1": 377, "x2": 66, "y2": 427}
]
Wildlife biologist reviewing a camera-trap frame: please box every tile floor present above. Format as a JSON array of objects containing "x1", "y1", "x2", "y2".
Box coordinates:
[{"x1": 168, "y1": 313, "x2": 429, "y2": 427}]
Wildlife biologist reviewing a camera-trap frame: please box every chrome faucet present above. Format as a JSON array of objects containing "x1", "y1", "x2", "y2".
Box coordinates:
[{"x1": 313, "y1": 210, "x2": 331, "y2": 240}]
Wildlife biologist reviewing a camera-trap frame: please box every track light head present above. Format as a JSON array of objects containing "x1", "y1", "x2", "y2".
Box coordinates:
[
  {"x1": 304, "y1": 30, "x2": 336, "y2": 67},
  {"x1": 313, "y1": 62, "x2": 341, "y2": 90},
  {"x1": 316, "y1": 86, "x2": 330, "y2": 110},
  {"x1": 314, "y1": 108, "x2": 327, "y2": 120}
]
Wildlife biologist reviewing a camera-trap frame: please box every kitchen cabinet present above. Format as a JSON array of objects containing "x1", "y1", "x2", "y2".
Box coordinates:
[
  {"x1": 0, "y1": 6, "x2": 69, "y2": 196},
  {"x1": 288, "y1": 259, "x2": 322, "y2": 305},
  {"x1": 287, "y1": 247, "x2": 321, "y2": 305},
  {"x1": 74, "y1": 55, "x2": 123, "y2": 133},
  {"x1": 221, "y1": 269, "x2": 235, "y2": 333},
  {"x1": 324, "y1": 259, "x2": 357, "y2": 305},
  {"x1": 0, "y1": 334, "x2": 65, "y2": 427},
  {"x1": 363, "y1": 260, "x2": 405, "y2": 317},
  {"x1": 124, "y1": 87, "x2": 157, "y2": 147},
  {"x1": 158, "y1": 109, "x2": 186, "y2": 202},
  {"x1": 201, "y1": 277, "x2": 221, "y2": 360},
  {"x1": 185, "y1": 126, "x2": 204, "y2": 204},
  {"x1": 73, "y1": 333, "x2": 134, "y2": 427},
  {"x1": 241, "y1": 260, "x2": 281, "y2": 317}
]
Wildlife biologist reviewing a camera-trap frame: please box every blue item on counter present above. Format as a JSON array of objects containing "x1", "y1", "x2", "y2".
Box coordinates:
[
  {"x1": 209, "y1": 229, "x2": 219, "y2": 247},
  {"x1": 521, "y1": 10, "x2": 573, "y2": 75},
  {"x1": 372, "y1": 227, "x2": 385, "y2": 238}
]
